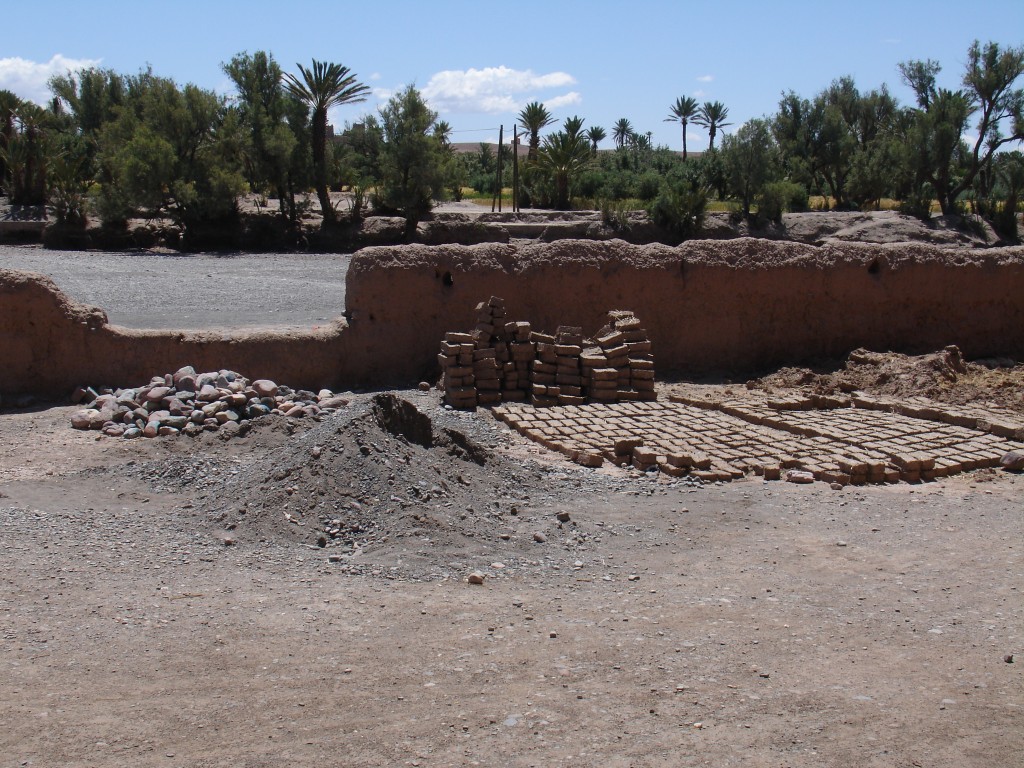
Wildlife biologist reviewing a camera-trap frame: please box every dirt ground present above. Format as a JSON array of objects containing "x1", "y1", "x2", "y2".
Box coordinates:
[{"x1": 2, "y1": 354, "x2": 1022, "y2": 767}]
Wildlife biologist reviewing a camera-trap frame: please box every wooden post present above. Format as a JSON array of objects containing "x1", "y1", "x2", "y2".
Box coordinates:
[{"x1": 512, "y1": 125, "x2": 519, "y2": 213}]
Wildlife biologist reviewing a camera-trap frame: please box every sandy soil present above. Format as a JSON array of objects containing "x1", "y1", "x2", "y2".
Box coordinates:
[{"x1": 2, "y1": 369, "x2": 1022, "y2": 767}]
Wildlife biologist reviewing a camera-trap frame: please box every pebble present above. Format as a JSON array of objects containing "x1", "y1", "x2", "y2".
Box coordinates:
[
  {"x1": 533, "y1": 531, "x2": 547, "y2": 543},
  {"x1": 467, "y1": 570, "x2": 486, "y2": 585}
]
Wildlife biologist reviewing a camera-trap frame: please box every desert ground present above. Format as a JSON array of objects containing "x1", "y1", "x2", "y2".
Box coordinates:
[{"x1": 1, "y1": 228, "x2": 1023, "y2": 767}]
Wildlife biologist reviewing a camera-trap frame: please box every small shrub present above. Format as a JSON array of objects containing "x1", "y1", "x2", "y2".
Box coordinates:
[
  {"x1": 647, "y1": 180, "x2": 708, "y2": 240},
  {"x1": 900, "y1": 184, "x2": 935, "y2": 222}
]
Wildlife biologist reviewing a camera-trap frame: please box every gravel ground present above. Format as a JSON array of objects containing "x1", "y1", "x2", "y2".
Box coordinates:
[{"x1": 0, "y1": 244, "x2": 351, "y2": 330}]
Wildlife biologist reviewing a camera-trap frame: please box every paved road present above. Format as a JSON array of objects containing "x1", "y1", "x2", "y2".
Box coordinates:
[{"x1": 0, "y1": 245, "x2": 351, "y2": 330}]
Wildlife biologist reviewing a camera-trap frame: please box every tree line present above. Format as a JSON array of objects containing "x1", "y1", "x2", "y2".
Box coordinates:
[{"x1": 0, "y1": 40, "x2": 1021, "y2": 245}]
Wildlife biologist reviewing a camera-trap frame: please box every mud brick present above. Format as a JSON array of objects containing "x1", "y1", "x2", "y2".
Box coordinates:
[
  {"x1": 438, "y1": 353, "x2": 457, "y2": 368},
  {"x1": 445, "y1": 331, "x2": 475, "y2": 344},
  {"x1": 475, "y1": 320, "x2": 497, "y2": 334},
  {"x1": 658, "y1": 462, "x2": 689, "y2": 477},
  {"x1": 762, "y1": 464, "x2": 782, "y2": 480},
  {"x1": 554, "y1": 344, "x2": 582, "y2": 356},
  {"x1": 603, "y1": 344, "x2": 629, "y2": 359},
  {"x1": 531, "y1": 395, "x2": 558, "y2": 407},
  {"x1": 836, "y1": 457, "x2": 868, "y2": 475},
  {"x1": 591, "y1": 389, "x2": 618, "y2": 402},
  {"x1": 559, "y1": 395, "x2": 586, "y2": 406},
  {"x1": 487, "y1": 295, "x2": 504, "y2": 307},
  {"x1": 560, "y1": 385, "x2": 582, "y2": 397},
  {"x1": 446, "y1": 365, "x2": 473, "y2": 378},
  {"x1": 530, "y1": 331, "x2": 556, "y2": 344},
  {"x1": 613, "y1": 437, "x2": 643, "y2": 454},
  {"x1": 625, "y1": 341, "x2": 652, "y2": 355},
  {"x1": 473, "y1": 362, "x2": 499, "y2": 376},
  {"x1": 914, "y1": 454, "x2": 936, "y2": 471},
  {"x1": 613, "y1": 315, "x2": 641, "y2": 330},
  {"x1": 629, "y1": 358, "x2": 655, "y2": 370},
  {"x1": 473, "y1": 348, "x2": 496, "y2": 360},
  {"x1": 446, "y1": 386, "x2": 477, "y2": 400},
  {"x1": 535, "y1": 342, "x2": 555, "y2": 355},
  {"x1": 531, "y1": 383, "x2": 550, "y2": 396},
  {"x1": 899, "y1": 468, "x2": 921, "y2": 483},
  {"x1": 665, "y1": 452, "x2": 694, "y2": 467},
  {"x1": 476, "y1": 378, "x2": 500, "y2": 391},
  {"x1": 502, "y1": 361, "x2": 517, "y2": 374},
  {"x1": 476, "y1": 391, "x2": 502, "y2": 404},
  {"x1": 501, "y1": 389, "x2": 526, "y2": 402},
  {"x1": 590, "y1": 368, "x2": 619, "y2": 382},
  {"x1": 820, "y1": 470, "x2": 852, "y2": 486},
  {"x1": 556, "y1": 375, "x2": 581, "y2": 388},
  {"x1": 631, "y1": 369, "x2": 655, "y2": 381},
  {"x1": 596, "y1": 332, "x2": 625, "y2": 349},
  {"x1": 556, "y1": 360, "x2": 580, "y2": 372},
  {"x1": 617, "y1": 390, "x2": 639, "y2": 401},
  {"x1": 616, "y1": 371, "x2": 632, "y2": 386},
  {"x1": 531, "y1": 372, "x2": 556, "y2": 386},
  {"x1": 531, "y1": 361, "x2": 557, "y2": 374},
  {"x1": 556, "y1": 325, "x2": 583, "y2": 342},
  {"x1": 621, "y1": 329, "x2": 648, "y2": 342},
  {"x1": 572, "y1": 450, "x2": 604, "y2": 468},
  {"x1": 440, "y1": 341, "x2": 462, "y2": 355},
  {"x1": 890, "y1": 454, "x2": 921, "y2": 471},
  {"x1": 510, "y1": 342, "x2": 535, "y2": 362}
]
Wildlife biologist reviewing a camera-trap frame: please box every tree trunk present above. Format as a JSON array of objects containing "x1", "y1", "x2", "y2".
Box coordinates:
[{"x1": 312, "y1": 107, "x2": 334, "y2": 225}]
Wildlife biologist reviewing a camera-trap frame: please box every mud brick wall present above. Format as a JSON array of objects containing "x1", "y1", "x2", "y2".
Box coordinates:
[
  {"x1": 347, "y1": 239, "x2": 1024, "y2": 384},
  {"x1": 5, "y1": 237, "x2": 1024, "y2": 397}
]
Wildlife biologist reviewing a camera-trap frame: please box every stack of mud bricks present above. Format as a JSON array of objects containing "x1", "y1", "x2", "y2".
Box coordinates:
[
  {"x1": 530, "y1": 326, "x2": 586, "y2": 407},
  {"x1": 438, "y1": 331, "x2": 478, "y2": 409},
  {"x1": 581, "y1": 310, "x2": 657, "y2": 402},
  {"x1": 441, "y1": 298, "x2": 657, "y2": 409}
]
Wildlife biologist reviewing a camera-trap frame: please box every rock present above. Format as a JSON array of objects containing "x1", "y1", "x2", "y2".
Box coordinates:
[
  {"x1": 785, "y1": 469, "x2": 815, "y2": 484},
  {"x1": 318, "y1": 396, "x2": 349, "y2": 409},
  {"x1": 1000, "y1": 450, "x2": 1024, "y2": 471},
  {"x1": 143, "y1": 386, "x2": 172, "y2": 403},
  {"x1": 556, "y1": 511, "x2": 571, "y2": 523},
  {"x1": 418, "y1": 381, "x2": 431, "y2": 391},
  {"x1": 467, "y1": 570, "x2": 486, "y2": 585},
  {"x1": 252, "y1": 379, "x2": 279, "y2": 398},
  {"x1": 70, "y1": 386, "x2": 89, "y2": 404},
  {"x1": 533, "y1": 531, "x2": 547, "y2": 543},
  {"x1": 143, "y1": 423, "x2": 159, "y2": 438},
  {"x1": 1005, "y1": 654, "x2": 1015, "y2": 663},
  {"x1": 830, "y1": 482, "x2": 844, "y2": 490},
  {"x1": 70, "y1": 408, "x2": 105, "y2": 430}
]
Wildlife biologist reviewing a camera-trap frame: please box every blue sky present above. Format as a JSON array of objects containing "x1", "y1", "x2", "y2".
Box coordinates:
[{"x1": 2, "y1": 0, "x2": 1022, "y2": 151}]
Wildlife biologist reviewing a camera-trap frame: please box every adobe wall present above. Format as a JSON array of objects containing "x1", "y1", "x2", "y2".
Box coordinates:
[
  {"x1": 3, "y1": 237, "x2": 1024, "y2": 398},
  {"x1": 346, "y1": 238, "x2": 1024, "y2": 381},
  {"x1": 0, "y1": 269, "x2": 356, "y2": 397}
]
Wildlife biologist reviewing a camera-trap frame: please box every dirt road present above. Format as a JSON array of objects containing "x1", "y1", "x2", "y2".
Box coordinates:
[{"x1": 0, "y1": 245, "x2": 350, "y2": 330}]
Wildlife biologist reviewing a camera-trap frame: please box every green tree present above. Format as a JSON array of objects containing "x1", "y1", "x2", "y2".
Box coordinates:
[
  {"x1": 695, "y1": 101, "x2": 731, "y2": 150},
  {"x1": 433, "y1": 119, "x2": 453, "y2": 148},
  {"x1": 900, "y1": 41, "x2": 1024, "y2": 215},
  {"x1": 0, "y1": 90, "x2": 21, "y2": 194},
  {"x1": 282, "y1": 59, "x2": 370, "y2": 225},
  {"x1": 665, "y1": 95, "x2": 700, "y2": 159},
  {"x1": 612, "y1": 118, "x2": 633, "y2": 149},
  {"x1": 586, "y1": 125, "x2": 606, "y2": 154},
  {"x1": 517, "y1": 101, "x2": 555, "y2": 161},
  {"x1": 720, "y1": 118, "x2": 781, "y2": 219},
  {"x1": 377, "y1": 85, "x2": 444, "y2": 235},
  {"x1": 2, "y1": 102, "x2": 50, "y2": 205},
  {"x1": 223, "y1": 51, "x2": 308, "y2": 226},
  {"x1": 535, "y1": 130, "x2": 592, "y2": 209},
  {"x1": 563, "y1": 115, "x2": 585, "y2": 141}
]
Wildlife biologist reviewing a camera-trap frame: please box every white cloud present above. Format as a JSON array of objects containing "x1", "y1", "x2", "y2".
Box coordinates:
[
  {"x1": 696, "y1": 74, "x2": 714, "y2": 83},
  {"x1": 0, "y1": 54, "x2": 102, "y2": 105},
  {"x1": 544, "y1": 91, "x2": 582, "y2": 110},
  {"x1": 369, "y1": 72, "x2": 382, "y2": 81},
  {"x1": 693, "y1": 89, "x2": 706, "y2": 98},
  {"x1": 421, "y1": 66, "x2": 578, "y2": 114}
]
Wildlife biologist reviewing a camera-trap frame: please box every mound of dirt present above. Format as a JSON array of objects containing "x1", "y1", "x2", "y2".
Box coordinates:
[
  {"x1": 750, "y1": 345, "x2": 1024, "y2": 414},
  {"x1": 171, "y1": 391, "x2": 642, "y2": 580}
]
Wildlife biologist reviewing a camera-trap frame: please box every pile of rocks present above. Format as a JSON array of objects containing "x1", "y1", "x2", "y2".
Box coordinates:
[
  {"x1": 440, "y1": 298, "x2": 657, "y2": 409},
  {"x1": 69, "y1": 366, "x2": 349, "y2": 439}
]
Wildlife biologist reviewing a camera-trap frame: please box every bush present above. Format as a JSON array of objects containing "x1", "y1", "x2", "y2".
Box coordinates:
[
  {"x1": 647, "y1": 180, "x2": 708, "y2": 240},
  {"x1": 900, "y1": 184, "x2": 934, "y2": 222},
  {"x1": 756, "y1": 180, "x2": 807, "y2": 224}
]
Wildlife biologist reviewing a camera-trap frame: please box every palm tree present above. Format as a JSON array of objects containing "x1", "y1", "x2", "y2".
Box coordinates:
[
  {"x1": 563, "y1": 115, "x2": 585, "y2": 141},
  {"x1": 586, "y1": 125, "x2": 606, "y2": 154},
  {"x1": 433, "y1": 120, "x2": 453, "y2": 149},
  {"x1": 612, "y1": 118, "x2": 633, "y2": 149},
  {"x1": 517, "y1": 101, "x2": 555, "y2": 161},
  {"x1": 536, "y1": 131, "x2": 592, "y2": 209},
  {"x1": 283, "y1": 59, "x2": 370, "y2": 225},
  {"x1": 695, "y1": 101, "x2": 731, "y2": 151},
  {"x1": 664, "y1": 96, "x2": 699, "y2": 160},
  {"x1": 0, "y1": 89, "x2": 21, "y2": 195}
]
